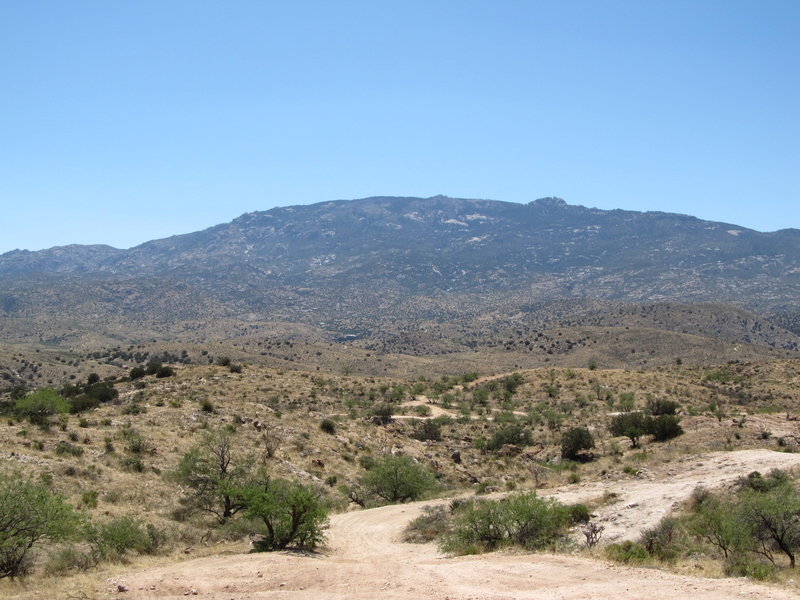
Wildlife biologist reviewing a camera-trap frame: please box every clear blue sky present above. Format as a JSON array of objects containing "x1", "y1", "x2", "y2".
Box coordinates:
[{"x1": 1, "y1": 1, "x2": 798, "y2": 253}]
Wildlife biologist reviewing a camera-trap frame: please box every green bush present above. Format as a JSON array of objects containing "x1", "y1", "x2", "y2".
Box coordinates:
[
  {"x1": 646, "y1": 414, "x2": 683, "y2": 441},
  {"x1": 0, "y1": 474, "x2": 79, "y2": 578},
  {"x1": 43, "y1": 545, "x2": 95, "y2": 575},
  {"x1": 14, "y1": 389, "x2": 70, "y2": 428},
  {"x1": 724, "y1": 556, "x2": 776, "y2": 581},
  {"x1": 155, "y1": 365, "x2": 175, "y2": 378},
  {"x1": 640, "y1": 517, "x2": 683, "y2": 561},
  {"x1": 370, "y1": 403, "x2": 394, "y2": 425},
  {"x1": 608, "y1": 412, "x2": 648, "y2": 448},
  {"x1": 486, "y1": 425, "x2": 533, "y2": 452},
  {"x1": 440, "y1": 492, "x2": 571, "y2": 554},
  {"x1": 119, "y1": 456, "x2": 145, "y2": 472},
  {"x1": 605, "y1": 540, "x2": 650, "y2": 564},
  {"x1": 68, "y1": 394, "x2": 101, "y2": 413},
  {"x1": 679, "y1": 471, "x2": 800, "y2": 573},
  {"x1": 646, "y1": 398, "x2": 680, "y2": 416},
  {"x1": 411, "y1": 419, "x2": 442, "y2": 442},
  {"x1": 560, "y1": 427, "x2": 595, "y2": 461},
  {"x1": 568, "y1": 503, "x2": 590, "y2": 524},
  {"x1": 687, "y1": 495, "x2": 747, "y2": 559},
  {"x1": 319, "y1": 418, "x2": 336, "y2": 435},
  {"x1": 171, "y1": 429, "x2": 253, "y2": 523},
  {"x1": 361, "y1": 454, "x2": 438, "y2": 503},
  {"x1": 739, "y1": 481, "x2": 800, "y2": 568},
  {"x1": 85, "y1": 516, "x2": 164, "y2": 561},
  {"x1": 239, "y1": 478, "x2": 328, "y2": 551},
  {"x1": 55, "y1": 441, "x2": 84, "y2": 457}
]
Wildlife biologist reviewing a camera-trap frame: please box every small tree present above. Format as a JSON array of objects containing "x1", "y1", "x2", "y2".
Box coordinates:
[
  {"x1": 688, "y1": 495, "x2": 746, "y2": 560},
  {"x1": 0, "y1": 474, "x2": 79, "y2": 578},
  {"x1": 609, "y1": 412, "x2": 648, "y2": 448},
  {"x1": 646, "y1": 414, "x2": 683, "y2": 441},
  {"x1": 239, "y1": 478, "x2": 328, "y2": 551},
  {"x1": 646, "y1": 398, "x2": 680, "y2": 416},
  {"x1": 14, "y1": 389, "x2": 70, "y2": 428},
  {"x1": 171, "y1": 429, "x2": 254, "y2": 523},
  {"x1": 561, "y1": 427, "x2": 595, "y2": 461},
  {"x1": 362, "y1": 454, "x2": 438, "y2": 503},
  {"x1": 370, "y1": 403, "x2": 394, "y2": 425},
  {"x1": 740, "y1": 482, "x2": 800, "y2": 568}
]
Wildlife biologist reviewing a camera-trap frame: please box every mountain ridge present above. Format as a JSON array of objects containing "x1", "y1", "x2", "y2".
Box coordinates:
[{"x1": 1, "y1": 196, "x2": 799, "y2": 349}]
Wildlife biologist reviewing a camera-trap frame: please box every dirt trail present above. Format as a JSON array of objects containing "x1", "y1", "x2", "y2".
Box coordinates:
[{"x1": 114, "y1": 450, "x2": 800, "y2": 599}]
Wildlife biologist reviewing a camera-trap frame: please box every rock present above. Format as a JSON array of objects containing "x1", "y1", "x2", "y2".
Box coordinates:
[
  {"x1": 497, "y1": 444, "x2": 522, "y2": 457},
  {"x1": 117, "y1": 584, "x2": 129, "y2": 593}
]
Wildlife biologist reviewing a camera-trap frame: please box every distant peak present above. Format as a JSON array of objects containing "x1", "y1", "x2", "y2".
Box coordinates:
[{"x1": 530, "y1": 197, "x2": 567, "y2": 207}]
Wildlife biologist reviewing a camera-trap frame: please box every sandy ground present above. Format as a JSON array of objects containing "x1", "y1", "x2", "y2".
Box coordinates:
[{"x1": 110, "y1": 449, "x2": 800, "y2": 599}]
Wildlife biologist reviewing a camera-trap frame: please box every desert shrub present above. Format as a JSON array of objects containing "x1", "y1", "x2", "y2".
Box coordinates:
[
  {"x1": 403, "y1": 505, "x2": 450, "y2": 543},
  {"x1": 608, "y1": 412, "x2": 648, "y2": 448},
  {"x1": 646, "y1": 414, "x2": 683, "y2": 441},
  {"x1": 705, "y1": 367, "x2": 743, "y2": 384},
  {"x1": 560, "y1": 427, "x2": 595, "y2": 461},
  {"x1": 616, "y1": 392, "x2": 636, "y2": 411},
  {"x1": 80, "y1": 490, "x2": 99, "y2": 509},
  {"x1": 87, "y1": 382, "x2": 118, "y2": 403},
  {"x1": 736, "y1": 469, "x2": 788, "y2": 493},
  {"x1": 568, "y1": 503, "x2": 590, "y2": 524},
  {"x1": 43, "y1": 545, "x2": 95, "y2": 575},
  {"x1": 155, "y1": 365, "x2": 175, "y2": 378},
  {"x1": 486, "y1": 425, "x2": 533, "y2": 452},
  {"x1": 646, "y1": 398, "x2": 680, "y2": 416},
  {"x1": 319, "y1": 418, "x2": 336, "y2": 435},
  {"x1": 738, "y1": 481, "x2": 800, "y2": 568},
  {"x1": 370, "y1": 403, "x2": 394, "y2": 425},
  {"x1": 119, "y1": 456, "x2": 145, "y2": 472},
  {"x1": 55, "y1": 441, "x2": 84, "y2": 457},
  {"x1": 68, "y1": 394, "x2": 100, "y2": 413},
  {"x1": 129, "y1": 366, "x2": 146, "y2": 380},
  {"x1": 440, "y1": 498, "x2": 505, "y2": 552},
  {"x1": 440, "y1": 492, "x2": 571, "y2": 554},
  {"x1": 724, "y1": 555, "x2": 776, "y2": 580},
  {"x1": 85, "y1": 516, "x2": 164, "y2": 561},
  {"x1": 120, "y1": 428, "x2": 148, "y2": 454},
  {"x1": 411, "y1": 419, "x2": 442, "y2": 442},
  {"x1": 687, "y1": 495, "x2": 747, "y2": 559},
  {"x1": 14, "y1": 389, "x2": 70, "y2": 428},
  {"x1": 361, "y1": 454, "x2": 438, "y2": 503},
  {"x1": 0, "y1": 474, "x2": 79, "y2": 578},
  {"x1": 238, "y1": 478, "x2": 328, "y2": 551},
  {"x1": 171, "y1": 428, "x2": 255, "y2": 523},
  {"x1": 681, "y1": 471, "x2": 800, "y2": 572},
  {"x1": 640, "y1": 516, "x2": 683, "y2": 561},
  {"x1": 358, "y1": 455, "x2": 377, "y2": 471},
  {"x1": 605, "y1": 540, "x2": 650, "y2": 564}
]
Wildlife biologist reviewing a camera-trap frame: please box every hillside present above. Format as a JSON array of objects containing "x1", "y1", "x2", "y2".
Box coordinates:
[{"x1": 3, "y1": 359, "x2": 800, "y2": 597}]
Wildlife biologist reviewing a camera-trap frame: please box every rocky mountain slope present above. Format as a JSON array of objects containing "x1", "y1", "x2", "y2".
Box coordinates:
[{"x1": 1, "y1": 196, "x2": 799, "y2": 346}]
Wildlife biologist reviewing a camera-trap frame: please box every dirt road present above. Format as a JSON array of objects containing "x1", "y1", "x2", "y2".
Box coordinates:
[{"x1": 113, "y1": 449, "x2": 800, "y2": 599}]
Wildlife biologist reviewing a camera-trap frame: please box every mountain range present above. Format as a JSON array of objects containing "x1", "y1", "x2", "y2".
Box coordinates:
[{"x1": 1, "y1": 196, "x2": 799, "y2": 350}]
